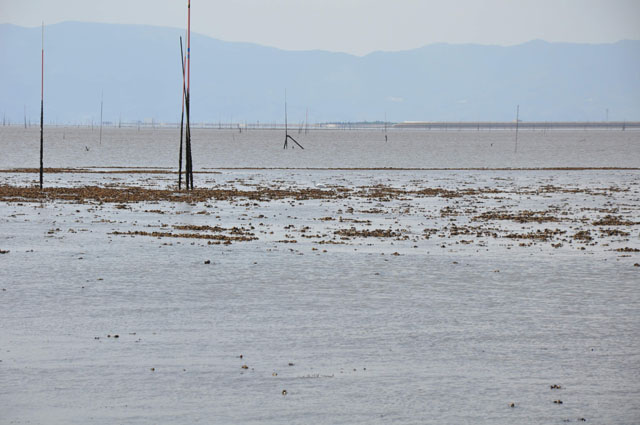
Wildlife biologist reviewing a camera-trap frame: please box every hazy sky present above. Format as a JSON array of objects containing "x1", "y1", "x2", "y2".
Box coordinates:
[{"x1": 1, "y1": 0, "x2": 639, "y2": 55}]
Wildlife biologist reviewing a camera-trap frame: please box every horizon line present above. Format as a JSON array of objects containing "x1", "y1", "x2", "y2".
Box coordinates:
[{"x1": 2, "y1": 21, "x2": 639, "y2": 57}]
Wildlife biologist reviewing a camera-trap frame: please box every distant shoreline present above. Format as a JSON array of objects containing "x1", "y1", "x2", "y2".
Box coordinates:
[
  {"x1": 2, "y1": 122, "x2": 639, "y2": 131},
  {"x1": 393, "y1": 121, "x2": 640, "y2": 130}
]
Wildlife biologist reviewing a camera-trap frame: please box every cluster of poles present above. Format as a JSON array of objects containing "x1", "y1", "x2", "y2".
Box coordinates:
[
  {"x1": 35, "y1": 1, "x2": 308, "y2": 192},
  {"x1": 32, "y1": 1, "x2": 387, "y2": 191},
  {"x1": 37, "y1": 2, "x2": 196, "y2": 192},
  {"x1": 178, "y1": 1, "x2": 194, "y2": 190}
]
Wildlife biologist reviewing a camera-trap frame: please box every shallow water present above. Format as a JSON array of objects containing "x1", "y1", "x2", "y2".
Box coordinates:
[
  {"x1": 1, "y1": 128, "x2": 640, "y2": 424},
  {"x1": 0, "y1": 126, "x2": 639, "y2": 169}
]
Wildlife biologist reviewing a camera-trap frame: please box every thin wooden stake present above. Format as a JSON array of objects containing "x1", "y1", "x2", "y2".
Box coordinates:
[
  {"x1": 187, "y1": 0, "x2": 191, "y2": 94},
  {"x1": 99, "y1": 90, "x2": 103, "y2": 144},
  {"x1": 384, "y1": 112, "x2": 388, "y2": 142},
  {"x1": 283, "y1": 90, "x2": 288, "y2": 149},
  {"x1": 186, "y1": 0, "x2": 194, "y2": 189},
  {"x1": 283, "y1": 90, "x2": 304, "y2": 149},
  {"x1": 514, "y1": 105, "x2": 519, "y2": 153},
  {"x1": 39, "y1": 22, "x2": 44, "y2": 189},
  {"x1": 287, "y1": 134, "x2": 304, "y2": 149},
  {"x1": 178, "y1": 37, "x2": 186, "y2": 190},
  {"x1": 180, "y1": 37, "x2": 192, "y2": 190}
]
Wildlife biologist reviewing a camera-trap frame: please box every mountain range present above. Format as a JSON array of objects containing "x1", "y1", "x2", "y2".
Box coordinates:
[{"x1": 1, "y1": 21, "x2": 639, "y2": 124}]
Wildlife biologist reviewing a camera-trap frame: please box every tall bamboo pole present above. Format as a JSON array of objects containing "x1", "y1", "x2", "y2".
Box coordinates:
[
  {"x1": 39, "y1": 22, "x2": 44, "y2": 189},
  {"x1": 179, "y1": 37, "x2": 186, "y2": 190},
  {"x1": 181, "y1": 39, "x2": 191, "y2": 190},
  {"x1": 187, "y1": 0, "x2": 191, "y2": 94},
  {"x1": 186, "y1": 0, "x2": 193, "y2": 189},
  {"x1": 185, "y1": 96, "x2": 192, "y2": 189}
]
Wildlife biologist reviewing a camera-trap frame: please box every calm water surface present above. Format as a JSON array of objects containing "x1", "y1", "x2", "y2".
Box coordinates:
[
  {"x1": 0, "y1": 126, "x2": 638, "y2": 169},
  {"x1": 1, "y1": 127, "x2": 639, "y2": 424}
]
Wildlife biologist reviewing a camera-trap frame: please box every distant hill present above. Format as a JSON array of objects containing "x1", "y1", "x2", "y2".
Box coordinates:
[{"x1": 1, "y1": 22, "x2": 639, "y2": 124}]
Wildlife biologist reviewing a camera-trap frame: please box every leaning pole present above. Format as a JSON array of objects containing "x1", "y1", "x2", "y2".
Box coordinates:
[{"x1": 178, "y1": 37, "x2": 186, "y2": 190}]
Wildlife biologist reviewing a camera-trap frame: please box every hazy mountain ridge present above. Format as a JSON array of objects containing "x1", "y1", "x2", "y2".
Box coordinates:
[{"x1": 1, "y1": 22, "x2": 639, "y2": 123}]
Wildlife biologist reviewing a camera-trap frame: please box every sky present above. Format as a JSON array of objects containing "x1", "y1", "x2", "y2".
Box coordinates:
[{"x1": 1, "y1": 0, "x2": 639, "y2": 55}]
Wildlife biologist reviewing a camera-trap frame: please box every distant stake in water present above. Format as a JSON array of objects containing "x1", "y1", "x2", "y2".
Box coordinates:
[
  {"x1": 384, "y1": 111, "x2": 388, "y2": 142},
  {"x1": 99, "y1": 90, "x2": 103, "y2": 144},
  {"x1": 283, "y1": 90, "x2": 304, "y2": 150},
  {"x1": 39, "y1": 21, "x2": 44, "y2": 189},
  {"x1": 514, "y1": 104, "x2": 519, "y2": 153}
]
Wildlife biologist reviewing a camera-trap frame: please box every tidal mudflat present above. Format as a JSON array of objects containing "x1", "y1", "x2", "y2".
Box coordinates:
[
  {"x1": 1, "y1": 128, "x2": 639, "y2": 424},
  {"x1": 1, "y1": 166, "x2": 639, "y2": 424}
]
